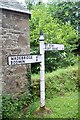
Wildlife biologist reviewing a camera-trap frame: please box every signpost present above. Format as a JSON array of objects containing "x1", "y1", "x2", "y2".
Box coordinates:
[
  {"x1": 8, "y1": 30, "x2": 64, "y2": 109},
  {"x1": 8, "y1": 55, "x2": 42, "y2": 65},
  {"x1": 45, "y1": 44, "x2": 64, "y2": 51}
]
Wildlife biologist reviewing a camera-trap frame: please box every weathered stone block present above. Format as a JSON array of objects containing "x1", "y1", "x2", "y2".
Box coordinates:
[
  {"x1": 2, "y1": 39, "x2": 17, "y2": 48},
  {"x1": 18, "y1": 35, "x2": 28, "y2": 46},
  {"x1": 11, "y1": 48, "x2": 21, "y2": 54}
]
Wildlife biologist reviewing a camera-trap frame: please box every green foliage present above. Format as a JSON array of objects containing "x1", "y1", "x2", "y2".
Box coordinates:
[
  {"x1": 29, "y1": 3, "x2": 78, "y2": 73},
  {"x1": 2, "y1": 92, "x2": 33, "y2": 119},
  {"x1": 48, "y1": 1, "x2": 80, "y2": 54},
  {"x1": 45, "y1": 51, "x2": 77, "y2": 72},
  {"x1": 48, "y1": 1, "x2": 79, "y2": 29},
  {"x1": 31, "y1": 64, "x2": 78, "y2": 98},
  {"x1": 30, "y1": 4, "x2": 78, "y2": 45}
]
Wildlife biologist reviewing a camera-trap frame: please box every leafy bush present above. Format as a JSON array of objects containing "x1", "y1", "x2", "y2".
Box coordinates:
[
  {"x1": 48, "y1": 1, "x2": 79, "y2": 30},
  {"x1": 45, "y1": 50, "x2": 77, "y2": 72},
  {"x1": 31, "y1": 64, "x2": 78, "y2": 99},
  {"x1": 2, "y1": 92, "x2": 33, "y2": 119}
]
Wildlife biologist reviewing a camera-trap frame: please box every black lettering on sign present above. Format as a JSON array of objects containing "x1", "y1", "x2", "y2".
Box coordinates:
[
  {"x1": 52, "y1": 47, "x2": 58, "y2": 50},
  {"x1": 48, "y1": 44, "x2": 52, "y2": 49},
  {"x1": 36, "y1": 55, "x2": 38, "y2": 61},
  {"x1": 11, "y1": 61, "x2": 13, "y2": 64},
  {"x1": 11, "y1": 57, "x2": 14, "y2": 60},
  {"x1": 22, "y1": 56, "x2": 24, "y2": 59},
  {"x1": 11, "y1": 60, "x2": 25, "y2": 65},
  {"x1": 26, "y1": 55, "x2": 32, "y2": 59},
  {"x1": 45, "y1": 44, "x2": 48, "y2": 50},
  {"x1": 52, "y1": 44, "x2": 54, "y2": 49},
  {"x1": 45, "y1": 44, "x2": 53, "y2": 50}
]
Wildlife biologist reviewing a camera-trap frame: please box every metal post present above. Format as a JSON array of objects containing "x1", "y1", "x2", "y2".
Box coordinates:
[{"x1": 39, "y1": 30, "x2": 45, "y2": 107}]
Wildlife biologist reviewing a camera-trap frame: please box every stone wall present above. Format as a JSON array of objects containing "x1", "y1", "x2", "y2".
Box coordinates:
[
  {"x1": 0, "y1": 9, "x2": 2, "y2": 119},
  {"x1": 1, "y1": 9, "x2": 30, "y2": 95}
]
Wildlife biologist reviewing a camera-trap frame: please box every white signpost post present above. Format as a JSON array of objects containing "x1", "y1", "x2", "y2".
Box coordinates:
[{"x1": 8, "y1": 31, "x2": 64, "y2": 109}]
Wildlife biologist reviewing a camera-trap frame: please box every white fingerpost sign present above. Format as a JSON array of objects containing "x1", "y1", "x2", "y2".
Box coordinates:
[
  {"x1": 45, "y1": 44, "x2": 64, "y2": 51},
  {"x1": 8, "y1": 30, "x2": 64, "y2": 108},
  {"x1": 8, "y1": 55, "x2": 42, "y2": 65}
]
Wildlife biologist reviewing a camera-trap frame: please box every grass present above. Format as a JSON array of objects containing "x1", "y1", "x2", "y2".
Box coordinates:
[
  {"x1": 28, "y1": 91, "x2": 78, "y2": 118},
  {"x1": 28, "y1": 64, "x2": 79, "y2": 118}
]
